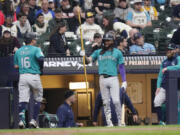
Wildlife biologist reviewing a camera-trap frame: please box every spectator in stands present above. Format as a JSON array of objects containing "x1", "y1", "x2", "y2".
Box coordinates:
[
  {"x1": 0, "y1": 30, "x2": 20, "y2": 57},
  {"x1": 32, "y1": 13, "x2": 48, "y2": 37},
  {"x1": 0, "y1": 10, "x2": 4, "y2": 26},
  {"x1": 171, "y1": 28, "x2": 180, "y2": 45},
  {"x1": 36, "y1": 0, "x2": 55, "y2": 24},
  {"x1": 48, "y1": 0, "x2": 55, "y2": 11},
  {"x1": 56, "y1": 90, "x2": 83, "y2": 127},
  {"x1": 126, "y1": 0, "x2": 152, "y2": 29},
  {"x1": 127, "y1": 28, "x2": 139, "y2": 47},
  {"x1": 130, "y1": 32, "x2": 156, "y2": 54},
  {"x1": 0, "y1": 15, "x2": 21, "y2": 38},
  {"x1": 114, "y1": 0, "x2": 132, "y2": 23},
  {"x1": 16, "y1": 0, "x2": 27, "y2": 14},
  {"x1": 68, "y1": 6, "x2": 85, "y2": 33},
  {"x1": 28, "y1": 0, "x2": 41, "y2": 25},
  {"x1": 86, "y1": 33, "x2": 102, "y2": 56},
  {"x1": 14, "y1": 12, "x2": 32, "y2": 38},
  {"x1": 18, "y1": 2, "x2": 35, "y2": 26},
  {"x1": 93, "y1": 0, "x2": 115, "y2": 24},
  {"x1": 113, "y1": 21, "x2": 132, "y2": 38},
  {"x1": 102, "y1": 14, "x2": 114, "y2": 33},
  {"x1": 3, "y1": 0, "x2": 17, "y2": 22},
  {"x1": 142, "y1": 0, "x2": 158, "y2": 20},
  {"x1": 102, "y1": 14, "x2": 131, "y2": 38},
  {"x1": 76, "y1": 10, "x2": 104, "y2": 41},
  {"x1": 117, "y1": 36, "x2": 129, "y2": 55},
  {"x1": 60, "y1": 0, "x2": 74, "y2": 19},
  {"x1": 48, "y1": 8, "x2": 68, "y2": 32},
  {"x1": 172, "y1": 4, "x2": 180, "y2": 21},
  {"x1": 48, "y1": 22, "x2": 70, "y2": 56}
]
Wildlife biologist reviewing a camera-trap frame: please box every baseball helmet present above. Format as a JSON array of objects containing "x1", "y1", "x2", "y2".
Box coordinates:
[{"x1": 103, "y1": 32, "x2": 114, "y2": 41}]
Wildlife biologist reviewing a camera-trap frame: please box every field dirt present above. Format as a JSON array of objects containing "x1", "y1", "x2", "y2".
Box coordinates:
[{"x1": 0, "y1": 126, "x2": 179, "y2": 135}]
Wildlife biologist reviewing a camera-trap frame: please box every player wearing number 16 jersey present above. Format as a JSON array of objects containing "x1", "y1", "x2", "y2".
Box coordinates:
[{"x1": 14, "y1": 36, "x2": 44, "y2": 129}]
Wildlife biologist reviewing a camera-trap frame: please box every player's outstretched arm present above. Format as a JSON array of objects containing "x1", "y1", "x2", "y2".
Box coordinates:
[
  {"x1": 119, "y1": 64, "x2": 127, "y2": 90},
  {"x1": 80, "y1": 50, "x2": 93, "y2": 64}
]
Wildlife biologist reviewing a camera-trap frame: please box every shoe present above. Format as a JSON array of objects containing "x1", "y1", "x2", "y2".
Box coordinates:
[
  {"x1": 118, "y1": 123, "x2": 126, "y2": 127},
  {"x1": 29, "y1": 119, "x2": 38, "y2": 128},
  {"x1": 159, "y1": 121, "x2": 166, "y2": 125},
  {"x1": 18, "y1": 120, "x2": 26, "y2": 129},
  {"x1": 106, "y1": 121, "x2": 114, "y2": 127},
  {"x1": 106, "y1": 123, "x2": 114, "y2": 127}
]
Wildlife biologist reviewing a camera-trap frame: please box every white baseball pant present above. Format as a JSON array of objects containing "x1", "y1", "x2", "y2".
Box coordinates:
[
  {"x1": 18, "y1": 74, "x2": 43, "y2": 103},
  {"x1": 154, "y1": 87, "x2": 166, "y2": 107},
  {"x1": 99, "y1": 75, "x2": 122, "y2": 126}
]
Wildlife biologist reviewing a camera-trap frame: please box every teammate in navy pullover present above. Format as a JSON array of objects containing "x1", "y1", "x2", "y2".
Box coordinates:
[
  {"x1": 56, "y1": 102, "x2": 76, "y2": 127},
  {"x1": 93, "y1": 88, "x2": 138, "y2": 126}
]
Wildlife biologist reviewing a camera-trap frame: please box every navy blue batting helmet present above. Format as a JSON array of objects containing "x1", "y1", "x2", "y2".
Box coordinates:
[{"x1": 103, "y1": 32, "x2": 114, "y2": 41}]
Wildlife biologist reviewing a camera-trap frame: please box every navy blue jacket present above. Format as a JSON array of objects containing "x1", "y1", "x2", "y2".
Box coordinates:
[
  {"x1": 159, "y1": 55, "x2": 178, "y2": 89},
  {"x1": 56, "y1": 102, "x2": 76, "y2": 127},
  {"x1": 93, "y1": 88, "x2": 136, "y2": 125}
]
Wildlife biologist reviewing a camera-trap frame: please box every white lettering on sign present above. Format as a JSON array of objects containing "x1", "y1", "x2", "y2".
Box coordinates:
[{"x1": 44, "y1": 61, "x2": 93, "y2": 70}]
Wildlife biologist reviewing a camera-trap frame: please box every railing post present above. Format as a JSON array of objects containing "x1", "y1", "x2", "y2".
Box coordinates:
[{"x1": 166, "y1": 71, "x2": 179, "y2": 124}]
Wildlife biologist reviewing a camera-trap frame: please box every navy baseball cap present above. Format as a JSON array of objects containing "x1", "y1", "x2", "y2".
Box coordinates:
[
  {"x1": 167, "y1": 43, "x2": 177, "y2": 50},
  {"x1": 64, "y1": 90, "x2": 75, "y2": 99}
]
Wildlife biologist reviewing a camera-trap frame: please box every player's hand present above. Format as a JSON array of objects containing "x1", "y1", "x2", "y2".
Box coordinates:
[
  {"x1": 121, "y1": 81, "x2": 127, "y2": 90},
  {"x1": 155, "y1": 88, "x2": 160, "y2": 96},
  {"x1": 162, "y1": 68, "x2": 167, "y2": 73},
  {"x1": 133, "y1": 114, "x2": 138, "y2": 122},
  {"x1": 92, "y1": 122, "x2": 97, "y2": 126},
  {"x1": 80, "y1": 50, "x2": 85, "y2": 56},
  {"x1": 92, "y1": 43, "x2": 98, "y2": 48}
]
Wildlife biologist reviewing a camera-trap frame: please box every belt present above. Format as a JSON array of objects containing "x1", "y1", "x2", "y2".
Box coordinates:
[{"x1": 101, "y1": 74, "x2": 113, "y2": 78}]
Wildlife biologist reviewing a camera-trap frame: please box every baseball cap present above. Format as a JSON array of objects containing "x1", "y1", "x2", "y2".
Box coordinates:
[
  {"x1": 133, "y1": 32, "x2": 143, "y2": 40},
  {"x1": 25, "y1": 32, "x2": 37, "y2": 44},
  {"x1": 134, "y1": 0, "x2": 143, "y2": 3},
  {"x1": 64, "y1": 90, "x2": 75, "y2": 99},
  {"x1": 85, "y1": 10, "x2": 94, "y2": 18},
  {"x1": 167, "y1": 43, "x2": 177, "y2": 50}
]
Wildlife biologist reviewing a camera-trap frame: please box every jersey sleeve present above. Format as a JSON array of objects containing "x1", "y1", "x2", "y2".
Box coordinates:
[
  {"x1": 157, "y1": 63, "x2": 163, "y2": 88},
  {"x1": 35, "y1": 48, "x2": 44, "y2": 58},
  {"x1": 90, "y1": 49, "x2": 99, "y2": 61},
  {"x1": 167, "y1": 56, "x2": 180, "y2": 71},
  {"x1": 118, "y1": 50, "x2": 124, "y2": 65}
]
